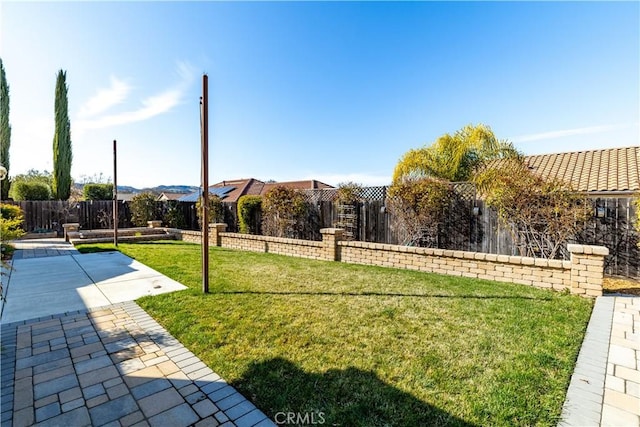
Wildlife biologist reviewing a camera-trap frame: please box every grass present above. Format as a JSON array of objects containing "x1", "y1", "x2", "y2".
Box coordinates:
[{"x1": 77, "y1": 241, "x2": 593, "y2": 426}]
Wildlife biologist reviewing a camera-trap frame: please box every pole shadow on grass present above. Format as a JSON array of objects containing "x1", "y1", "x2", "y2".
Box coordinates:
[
  {"x1": 216, "y1": 290, "x2": 551, "y2": 301},
  {"x1": 232, "y1": 357, "x2": 477, "y2": 427}
]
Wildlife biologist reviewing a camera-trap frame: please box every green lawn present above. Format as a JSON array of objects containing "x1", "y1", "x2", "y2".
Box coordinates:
[{"x1": 78, "y1": 241, "x2": 593, "y2": 426}]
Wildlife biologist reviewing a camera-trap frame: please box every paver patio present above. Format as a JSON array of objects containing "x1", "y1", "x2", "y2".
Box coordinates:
[{"x1": 1, "y1": 302, "x2": 275, "y2": 427}]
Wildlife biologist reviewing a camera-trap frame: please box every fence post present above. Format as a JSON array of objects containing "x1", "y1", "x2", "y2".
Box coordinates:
[
  {"x1": 321, "y1": 228, "x2": 344, "y2": 261},
  {"x1": 567, "y1": 244, "x2": 609, "y2": 297},
  {"x1": 209, "y1": 223, "x2": 227, "y2": 247}
]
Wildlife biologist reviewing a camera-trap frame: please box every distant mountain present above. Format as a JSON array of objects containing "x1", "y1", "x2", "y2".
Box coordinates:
[
  {"x1": 116, "y1": 185, "x2": 139, "y2": 193},
  {"x1": 118, "y1": 185, "x2": 199, "y2": 194},
  {"x1": 75, "y1": 183, "x2": 198, "y2": 194}
]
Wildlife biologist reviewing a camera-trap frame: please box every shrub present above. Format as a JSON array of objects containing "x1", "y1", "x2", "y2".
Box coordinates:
[
  {"x1": 388, "y1": 177, "x2": 454, "y2": 246},
  {"x1": 10, "y1": 181, "x2": 51, "y2": 200},
  {"x1": 129, "y1": 192, "x2": 161, "y2": 227},
  {"x1": 0, "y1": 203, "x2": 25, "y2": 240},
  {"x1": 196, "y1": 195, "x2": 224, "y2": 229},
  {"x1": 478, "y1": 158, "x2": 592, "y2": 259},
  {"x1": 1, "y1": 204, "x2": 23, "y2": 220},
  {"x1": 262, "y1": 186, "x2": 311, "y2": 239},
  {"x1": 335, "y1": 182, "x2": 364, "y2": 204},
  {"x1": 162, "y1": 201, "x2": 186, "y2": 229},
  {"x1": 238, "y1": 195, "x2": 262, "y2": 234},
  {"x1": 83, "y1": 183, "x2": 113, "y2": 200}
]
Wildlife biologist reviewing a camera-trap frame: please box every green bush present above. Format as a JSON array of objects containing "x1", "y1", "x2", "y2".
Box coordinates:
[
  {"x1": 238, "y1": 195, "x2": 262, "y2": 234},
  {"x1": 388, "y1": 177, "x2": 454, "y2": 246},
  {"x1": 196, "y1": 195, "x2": 224, "y2": 229},
  {"x1": 335, "y1": 182, "x2": 364, "y2": 204},
  {"x1": 83, "y1": 183, "x2": 113, "y2": 200},
  {"x1": 129, "y1": 192, "x2": 160, "y2": 227},
  {"x1": 0, "y1": 203, "x2": 25, "y2": 240},
  {"x1": 262, "y1": 186, "x2": 311, "y2": 238},
  {"x1": 10, "y1": 181, "x2": 51, "y2": 200},
  {"x1": 162, "y1": 201, "x2": 186, "y2": 229},
  {"x1": 1, "y1": 204, "x2": 23, "y2": 220}
]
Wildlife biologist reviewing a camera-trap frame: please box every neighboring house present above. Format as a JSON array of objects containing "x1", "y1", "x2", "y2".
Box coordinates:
[
  {"x1": 524, "y1": 146, "x2": 639, "y2": 197},
  {"x1": 157, "y1": 192, "x2": 185, "y2": 201},
  {"x1": 117, "y1": 193, "x2": 137, "y2": 202},
  {"x1": 178, "y1": 178, "x2": 334, "y2": 203},
  {"x1": 258, "y1": 180, "x2": 334, "y2": 196}
]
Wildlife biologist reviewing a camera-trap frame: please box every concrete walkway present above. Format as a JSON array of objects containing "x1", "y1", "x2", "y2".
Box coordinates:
[{"x1": 1, "y1": 239, "x2": 275, "y2": 427}]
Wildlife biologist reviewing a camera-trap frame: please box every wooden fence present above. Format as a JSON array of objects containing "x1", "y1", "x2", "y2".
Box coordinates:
[{"x1": 4, "y1": 194, "x2": 639, "y2": 279}]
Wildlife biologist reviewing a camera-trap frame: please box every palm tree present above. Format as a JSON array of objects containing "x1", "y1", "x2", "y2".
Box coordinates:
[{"x1": 392, "y1": 123, "x2": 521, "y2": 184}]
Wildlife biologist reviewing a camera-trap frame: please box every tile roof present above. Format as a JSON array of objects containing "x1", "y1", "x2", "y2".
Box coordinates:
[
  {"x1": 177, "y1": 179, "x2": 335, "y2": 203},
  {"x1": 524, "y1": 146, "x2": 639, "y2": 194},
  {"x1": 259, "y1": 180, "x2": 333, "y2": 195}
]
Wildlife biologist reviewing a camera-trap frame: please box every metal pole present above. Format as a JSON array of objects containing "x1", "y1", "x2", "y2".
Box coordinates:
[
  {"x1": 201, "y1": 75, "x2": 209, "y2": 293},
  {"x1": 113, "y1": 139, "x2": 118, "y2": 247}
]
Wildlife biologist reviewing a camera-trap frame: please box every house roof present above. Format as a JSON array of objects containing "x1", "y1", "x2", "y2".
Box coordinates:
[
  {"x1": 157, "y1": 192, "x2": 185, "y2": 201},
  {"x1": 259, "y1": 180, "x2": 334, "y2": 196},
  {"x1": 177, "y1": 178, "x2": 334, "y2": 203},
  {"x1": 524, "y1": 146, "x2": 640, "y2": 194},
  {"x1": 117, "y1": 193, "x2": 137, "y2": 202}
]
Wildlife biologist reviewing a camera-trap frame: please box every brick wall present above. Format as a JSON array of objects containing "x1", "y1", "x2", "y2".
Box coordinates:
[
  {"x1": 168, "y1": 228, "x2": 202, "y2": 244},
  {"x1": 338, "y1": 241, "x2": 606, "y2": 297},
  {"x1": 171, "y1": 225, "x2": 326, "y2": 260},
  {"x1": 220, "y1": 233, "x2": 325, "y2": 260},
  {"x1": 169, "y1": 224, "x2": 608, "y2": 298}
]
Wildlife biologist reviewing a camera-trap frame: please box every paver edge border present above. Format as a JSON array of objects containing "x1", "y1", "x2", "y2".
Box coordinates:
[{"x1": 558, "y1": 296, "x2": 615, "y2": 426}]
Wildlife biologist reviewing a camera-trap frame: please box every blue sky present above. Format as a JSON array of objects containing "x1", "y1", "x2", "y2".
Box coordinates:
[{"x1": 1, "y1": 1, "x2": 638, "y2": 188}]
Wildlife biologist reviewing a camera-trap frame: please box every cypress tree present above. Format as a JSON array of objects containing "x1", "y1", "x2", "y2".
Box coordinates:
[
  {"x1": 0, "y1": 58, "x2": 11, "y2": 199},
  {"x1": 52, "y1": 70, "x2": 72, "y2": 200}
]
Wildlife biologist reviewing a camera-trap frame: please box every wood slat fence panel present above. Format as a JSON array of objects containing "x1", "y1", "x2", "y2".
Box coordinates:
[{"x1": 5, "y1": 194, "x2": 639, "y2": 279}]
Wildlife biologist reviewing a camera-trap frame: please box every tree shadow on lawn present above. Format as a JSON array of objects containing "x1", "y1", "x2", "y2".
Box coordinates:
[
  {"x1": 233, "y1": 357, "x2": 477, "y2": 427},
  {"x1": 217, "y1": 290, "x2": 552, "y2": 301},
  {"x1": 75, "y1": 246, "x2": 118, "y2": 254}
]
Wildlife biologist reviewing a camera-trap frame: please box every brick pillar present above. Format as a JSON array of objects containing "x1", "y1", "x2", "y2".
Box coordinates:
[
  {"x1": 567, "y1": 244, "x2": 609, "y2": 298},
  {"x1": 321, "y1": 228, "x2": 344, "y2": 261},
  {"x1": 208, "y1": 223, "x2": 228, "y2": 247},
  {"x1": 62, "y1": 223, "x2": 80, "y2": 242}
]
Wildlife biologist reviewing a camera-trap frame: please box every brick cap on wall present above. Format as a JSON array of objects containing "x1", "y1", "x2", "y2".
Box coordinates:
[
  {"x1": 320, "y1": 228, "x2": 343, "y2": 235},
  {"x1": 567, "y1": 244, "x2": 609, "y2": 256},
  {"x1": 208, "y1": 223, "x2": 228, "y2": 230}
]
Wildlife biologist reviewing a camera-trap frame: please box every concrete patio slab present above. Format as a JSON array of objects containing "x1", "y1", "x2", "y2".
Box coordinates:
[
  {"x1": 96, "y1": 276, "x2": 187, "y2": 304},
  {"x1": 1, "y1": 247, "x2": 187, "y2": 323},
  {"x1": 2, "y1": 285, "x2": 112, "y2": 323}
]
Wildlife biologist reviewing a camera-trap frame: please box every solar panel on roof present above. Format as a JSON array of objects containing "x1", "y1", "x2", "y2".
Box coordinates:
[
  {"x1": 177, "y1": 186, "x2": 236, "y2": 202},
  {"x1": 210, "y1": 186, "x2": 235, "y2": 198}
]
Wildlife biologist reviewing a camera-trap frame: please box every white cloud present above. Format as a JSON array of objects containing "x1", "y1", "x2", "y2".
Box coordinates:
[
  {"x1": 77, "y1": 76, "x2": 131, "y2": 119},
  {"x1": 75, "y1": 61, "x2": 196, "y2": 134},
  {"x1": 511, "y1": 123, "x2": 631, "y2": 143},
  {"x1": 76, "y1": 87, "x2": 183, "y2": 131}
]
